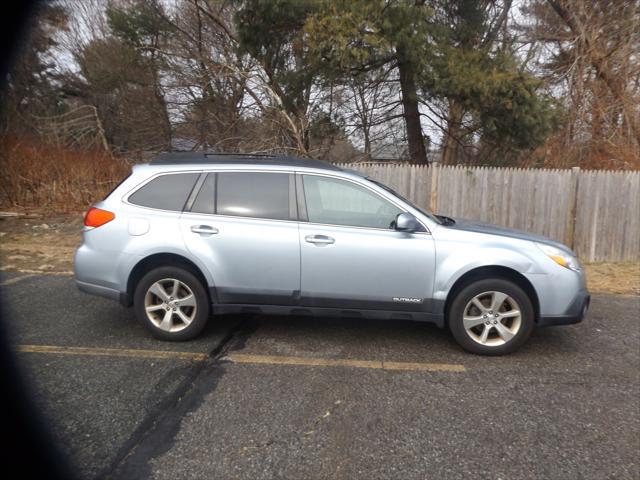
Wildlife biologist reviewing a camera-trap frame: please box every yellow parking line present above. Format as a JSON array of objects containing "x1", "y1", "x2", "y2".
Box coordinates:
[
  {"x1": 15, "y1": 344, "x2": 209, "y2": 361},
  {"x1": 0, "y1": 274, "x2": 35, "y2": 286},
  {"x1": 225, "y1": 353, "x2": 466, "y2": 373},
  {"x1": 1, "y1": 269, "x2": 73, "y2": 277},
  {"x1": 226, "y1": 354, "x2": 379, "y2": 369},
  {"x1": 382, "y1": 360, "x2": 465, "y2": 372},
  {"x1": 14, "y1": 345, "x2": 466, "y2": 372}
]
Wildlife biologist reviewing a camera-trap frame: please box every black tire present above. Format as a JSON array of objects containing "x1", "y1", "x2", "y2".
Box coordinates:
[
  {"x1": 448, "y1": 278, "x2": 534, "y2": 355},
  {"x1": 133, "y1": 266, "x2": 210, "y2": 341}
]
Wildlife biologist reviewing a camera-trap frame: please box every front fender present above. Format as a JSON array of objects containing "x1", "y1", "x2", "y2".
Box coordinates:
[{"x1": 432, "y1": 230, "x2": 547, "y2": 303}]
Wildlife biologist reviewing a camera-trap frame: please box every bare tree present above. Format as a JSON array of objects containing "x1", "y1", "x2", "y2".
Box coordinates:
[{"x1": 520, "y1": 0, "x2": 639, "y2": 168}]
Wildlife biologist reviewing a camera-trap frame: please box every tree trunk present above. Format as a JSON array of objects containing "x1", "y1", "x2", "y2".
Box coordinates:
[
  {"x1": 397, "y1": 49, "x2": 428, "y2": 165},
  {"x1": 363, "y1": 123, "x2": 371, "y2": 160},
  {"x1": 302, "y1": 117, "x2": 310, "y2": 153},
  {"x1": 150, "y1": 53, "x2": 171, "y2": 150},
  {"x1": 442, "y1": 99, "x2": 464, "y2": 165}
]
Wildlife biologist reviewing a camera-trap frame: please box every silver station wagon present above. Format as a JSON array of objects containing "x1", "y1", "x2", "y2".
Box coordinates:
[{"x1": 74, "y1": 153, "x2": 590, "y2": 355}]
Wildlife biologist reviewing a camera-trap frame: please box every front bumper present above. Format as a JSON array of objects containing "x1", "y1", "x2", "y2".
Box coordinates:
[{"x1": 538, "y1": 288, "x2": 590, "y2": 327}]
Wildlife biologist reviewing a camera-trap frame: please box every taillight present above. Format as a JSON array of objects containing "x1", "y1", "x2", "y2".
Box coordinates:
[{"x1": 84, "y1": 207, "x2": 115, "y2": 228}]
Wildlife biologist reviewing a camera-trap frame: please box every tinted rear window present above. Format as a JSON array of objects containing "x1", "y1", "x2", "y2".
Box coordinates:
[
  {"x1": 129, "y1": 173, "x2": 199, "y2": 211},
  {"x1": 216, "y1": 172, "x2": 290, "y2": 220}
]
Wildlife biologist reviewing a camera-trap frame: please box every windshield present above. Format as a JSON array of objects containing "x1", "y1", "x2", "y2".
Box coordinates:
[{"x1": 365, "y1": 177, "x2": 443, "y2": 225}]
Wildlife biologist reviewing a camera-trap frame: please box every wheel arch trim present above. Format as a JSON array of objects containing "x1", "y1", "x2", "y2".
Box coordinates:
[
  {"x1": 440, "y1": 265, "x2": 540, "y2": 326},
  {"x1": 123, "y1": 252, "x2": 215, "y2": 306}
]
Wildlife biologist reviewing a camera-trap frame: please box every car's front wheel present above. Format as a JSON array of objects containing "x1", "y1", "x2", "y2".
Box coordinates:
[
  {"x1": 134, "y1": 266, "x2": 210, "y2": 341},
  {"x1": 448, "y1": 278, "x2": 534, "y2": 355}
]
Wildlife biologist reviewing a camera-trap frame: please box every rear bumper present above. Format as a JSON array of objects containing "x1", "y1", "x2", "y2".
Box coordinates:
[
  {"x1": 538, "y1": 289, "x2": 590, "y2": 327},
  {"x1": 76, "y1": 279, "x2": 130, "y2": 306},
  {"x1": 74, "y1": 242, "x2": 138, "y2": 306}
]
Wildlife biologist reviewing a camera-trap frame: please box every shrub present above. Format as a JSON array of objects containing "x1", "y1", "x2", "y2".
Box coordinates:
[{"x1": 0, "y1": 138, "x2": 130, "y2": 212}]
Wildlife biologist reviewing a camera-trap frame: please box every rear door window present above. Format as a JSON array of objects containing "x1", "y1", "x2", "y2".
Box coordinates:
[
  {"x1": 129, "y1": 173, "x2": 199, "y2": 211},
  {"x1": 216, "y1": 172, "x2": 291, "y2": 221}
]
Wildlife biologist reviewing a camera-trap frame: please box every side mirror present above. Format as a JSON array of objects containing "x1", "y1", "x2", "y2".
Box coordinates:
[{"x1": 394, "y1": 212, "x2": 419, "y2": 232}]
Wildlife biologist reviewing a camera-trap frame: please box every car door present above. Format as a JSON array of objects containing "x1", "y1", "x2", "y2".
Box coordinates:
[
  {"x1": 179, "y1": 170, "x2": 300, "y2": 305},
  {"x1": 297, "y1": 173, "x2": 436, "y2": 312}
]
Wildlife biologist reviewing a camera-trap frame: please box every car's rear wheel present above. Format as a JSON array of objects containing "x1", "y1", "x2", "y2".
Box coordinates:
[
  {"x1": 134, "y1": 266, "x2": 209, "y2": 341},
  {"x1": 448, "y1": 278, "x2": 534, "y2": 355}
]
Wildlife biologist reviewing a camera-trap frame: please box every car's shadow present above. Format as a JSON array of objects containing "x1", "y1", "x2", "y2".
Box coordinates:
[{"x1": 208, "y1": 312, "x2": 584, "y2": 363}]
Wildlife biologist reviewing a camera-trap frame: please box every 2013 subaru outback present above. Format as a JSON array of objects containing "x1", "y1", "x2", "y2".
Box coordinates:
[{"x1": 74, "y1": 153, "x2": 590, "y2": 355}]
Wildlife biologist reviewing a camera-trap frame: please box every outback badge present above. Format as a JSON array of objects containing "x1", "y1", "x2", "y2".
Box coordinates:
[{"x1": 393, "y1": 297, "x2": 423, "y2": 304}]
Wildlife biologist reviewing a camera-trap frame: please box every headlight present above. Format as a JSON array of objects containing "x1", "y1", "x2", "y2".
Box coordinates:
[{"x1": 536, "y1": 243, "x2": 581, "y2": 271}]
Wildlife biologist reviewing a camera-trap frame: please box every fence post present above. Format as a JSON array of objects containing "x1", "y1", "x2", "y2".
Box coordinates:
[
  {"x1": 565, "y1": 166, "x2": 580, "y2": 249},
  {"x1": 429, "y1": 163, "x2": 439, "y2": 212}
]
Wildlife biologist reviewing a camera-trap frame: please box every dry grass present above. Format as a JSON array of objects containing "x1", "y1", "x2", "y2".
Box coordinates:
[
  {"x1": 0, "y1": 215, "x2": 82, "y2": 273},
  {"x1": 584, "y1": 262, "x2": 640, "y2": 296},
  {"x1": 0, "y1": 138, "x2": 129, "y2": 212}
]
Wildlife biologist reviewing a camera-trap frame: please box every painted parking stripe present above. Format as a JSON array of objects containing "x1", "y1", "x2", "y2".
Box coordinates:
[
  {"x1": 14, "y1": 345, "x2": 466, "y2": 372},
  {"x1": 224, "y1": 353, "x2": 466, "y2": 373},
  {"x1": 0, "y1": 274, "x2": 36, "y2": 286},
  {"x1": 15, "y1": 344, "x2": 209, "y2": 361},
  {"x1": 2, "y1": 269, "x2": 74, "y2": 277}
]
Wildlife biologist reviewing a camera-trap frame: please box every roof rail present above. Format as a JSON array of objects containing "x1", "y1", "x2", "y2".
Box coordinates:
[
  {"x1": 149, "y1": 151, "x2": 342, "y2": 171},
  {"x1": 205, "y1": 152, "x2": 277, "y2": 158},
  {"x1": 151, "y1": 152, "x2": 273, "y2": 164}
]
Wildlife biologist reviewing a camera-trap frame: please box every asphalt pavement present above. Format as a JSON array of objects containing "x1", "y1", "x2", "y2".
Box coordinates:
[{"x1": 1, "y1": 273, "x2": 638, "y2": 479}]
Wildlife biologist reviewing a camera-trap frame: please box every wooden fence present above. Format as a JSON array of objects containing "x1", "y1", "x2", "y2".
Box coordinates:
[{"x1": 335, "y1": 163, "x2": 640, "y2": 262}]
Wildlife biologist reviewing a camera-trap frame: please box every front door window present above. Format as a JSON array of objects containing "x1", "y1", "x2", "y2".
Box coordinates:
[{"x1": 302, "y1": 175, "x2": 402, "y2": 229}]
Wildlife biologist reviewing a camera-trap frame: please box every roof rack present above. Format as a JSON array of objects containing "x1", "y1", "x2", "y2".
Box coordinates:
[
  {"x1": 149, "y1": 151, "x2": 342, "y2": 171},
  {"x1": 206, "y1": 152, "x2": 277, "y2": 158},
  {"x1": 152, "y1": 152, "x2": 270, "y2": 162}
]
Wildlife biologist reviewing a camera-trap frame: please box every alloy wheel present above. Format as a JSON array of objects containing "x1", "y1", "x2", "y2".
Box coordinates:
[
  {"x1": 462, "y1": 291, "x2": 522, "y2": 346},
  {"x1": 144, "y1": 278, "x2": 198, "y2": 332}
]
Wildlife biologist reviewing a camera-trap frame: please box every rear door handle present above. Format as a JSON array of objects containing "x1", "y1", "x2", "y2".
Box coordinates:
[
  {"x1": 191, "y1": 225, "x2": 218, "y2": 235},
  {"x1": 305, "y1": 234, "x2": 335, "y2": 245}
]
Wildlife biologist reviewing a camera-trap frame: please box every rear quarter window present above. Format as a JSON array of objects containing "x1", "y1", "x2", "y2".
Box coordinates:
[{"x1": 128, "y1": 173, "x2": 199, "y2": 211}]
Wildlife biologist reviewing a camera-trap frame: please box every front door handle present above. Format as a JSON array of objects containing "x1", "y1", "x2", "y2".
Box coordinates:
[
  {"x1": 305, "y1": 234, "x2": 335, "y2": 245},
  {"x1": 191, "y1": 225, "x2": 219, "y2": 235}
]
